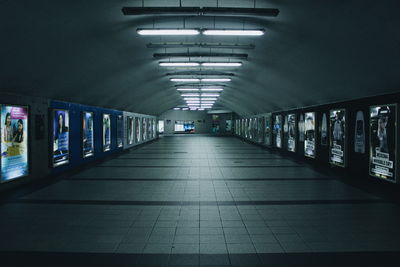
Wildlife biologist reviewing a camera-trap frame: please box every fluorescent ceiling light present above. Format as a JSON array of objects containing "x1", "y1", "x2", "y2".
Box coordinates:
[
  {"x1": 181, "y1": 93, "x2": 200, "y2": 97},
  {"x1": 160, "y1": 62, "x2": 200, "y2": 67},
  {"x1": 173, "y1": 108, "x2": 181, "y2": 110},
  {"x1": 198, "y1": 108, "x2": 205, "y2": 111},
  {"x1": 201, "y1": 78, "x2": 231, "y2": 82},
  {"x1": 200, "y1": 88, "x2": 224, "y2": 91},
  {"x1": 182, "y1": 108, "x2": 189, "y2": 110},
  {"x1": 184, "y1": 98, "x2": 201, "y2": 101},
  {"x1": 202, "y1": 29, "x2": 264, "y2": 36},
  {"x1": 201, "y1": 93, "x2": 220, "y2": 97},
  {"x1": 201, "y1": 98, "x2": 218, "y2": 101},
  {"x1": 171, "y1": 78, "x2": 200, "y2": 82},
  {"x1": 201, "y1": 62, "x2": 242, "y2": 67},
  {"x1": 137, "y1": 28, "x2": 200, "y2": 35},
  {"x1": 177, "y1": 88, "x2": 200, "y2": 91},
  {"x1": 186, "y1": 102, "x2": 200, "y2": 104}
]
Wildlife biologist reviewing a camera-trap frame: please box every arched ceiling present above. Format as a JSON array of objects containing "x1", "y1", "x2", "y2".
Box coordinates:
[{"x1": 1, "y1": 0, "x2": 400, "y2": 116}]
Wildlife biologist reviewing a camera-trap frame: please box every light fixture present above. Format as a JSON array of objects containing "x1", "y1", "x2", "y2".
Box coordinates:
[
  {"x1": 122, "y1": 7, "x2": 280, "y2": 17},
  {"x1": 173, "y1": 108, "x2": 181, "y2": 110},
  {"x1": 201, "y1": 102, "x2": 215, "y2": 105},
  {"x1": 201, "y1": 93, "x2": 220, "y2": 97},
  {"x1": 182, "y1": 108, "x2": 189, "y2": 110},
  {"x1": 198, "y1": 108, "x2": 205, "y2": 111},
  {"x1": 201, "y1": 98, "x2": 218, "y2": 101},
  {"x1": 200, "y1": 88, "x2": 224, "y2": 91},
  {"x1": 154, "y1": 52, "x2": 247, "y2": 59},
  {"x1": 146, "y1": 42, "x2": 256, "y2": 49},
  {"x1": 177, "y1": 88, "x2": 200, "y2": 91},
  {"x1": 170, "y1": 78, "x2": 200, "y2": 82},
  {"x1": 184, "y1": 97, "x2": 201, "y2": 101},
  {"x1": 160, "y1": 62, "x2": 200, "y2": 67},
  {"x1": 186, "y1": 101, "x2": 200, "y2": 104},
  {"x1": 137, "y1": 28, "x2": 200, "y2": 35},
  {"x1": 201, "y1": 78, "x2": 231, "y2": 82},
  {"x1": 201, "y1": 62, "x2": 242, "y2": 67},
  {"x1": 181, "y1": 93, "x2": 200, "y2": 97},
  {"x1": 202, "y1": 29, "x2": 265, "y2": 36}
]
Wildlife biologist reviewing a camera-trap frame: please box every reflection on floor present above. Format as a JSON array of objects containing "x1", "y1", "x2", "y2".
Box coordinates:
[{"x1": 1, "y1": 136, "x2": 400, "y2": 266}]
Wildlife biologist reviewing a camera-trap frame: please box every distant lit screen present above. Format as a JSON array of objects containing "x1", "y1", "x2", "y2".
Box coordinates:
[
  {"x1": 369, "y1": 105, "x2": 396, "y2": 181},
  {"x1": 103, "y1": 114, "x2": 111, "y2": 152},
  {"x1": 82, "y1": 111, "x2": 94, "y2": 158},
  {"x1": 53, "y1": 109, "x2": 69, "y2": 167},
  {"x1": 304, "y1": 112, "x2": 316, "y2": 158},
  {"x1": 330, "y1": 109, "x2": 346, "y2": 167},
  {"x1": 117, "y1": 115, "x2": 123, "y2": 148},
  {"x1": 175, "y1": 121, "x2": 195, "y2": 133},
  {"x1": 1, "y1": 105, "x2": 29, "y2": 182},
  {"x1": 158, "y1": 120, "x2": 164, "y2": 134}
]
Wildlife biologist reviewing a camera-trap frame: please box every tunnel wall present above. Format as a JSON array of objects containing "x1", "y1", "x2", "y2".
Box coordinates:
[
  {"x1": 235, "y1": 92, "x2": 400, "y2": 185},
  {"x1": 0, "y1": 94, "x2": 156, "y2": 192},
  {"x1": 158, "y1": 109, "x2": 234, "y2": 135}
]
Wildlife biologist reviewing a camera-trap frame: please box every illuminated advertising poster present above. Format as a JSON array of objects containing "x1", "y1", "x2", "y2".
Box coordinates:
[
  {"x1": 244, "y1": 119, "x2": 248, "y2": 138},
  {"x1": 249, "y1": 118, "x2": 253, "y2": 139},
  {"x1": 103, "y1": 114, "x2": 111, "y2": 152},
  {"x1": 273, "y1": 115, "x2": 282, "y2": 148},
  {"x1": 304, "y1": 112, "x2": 316, "y2": 158},
  {"x1": 329, "y1": 109, "x2": 346, "y2": 167},
  {"x1": 147, "y1": 118, "x2": 152, "y2": 139},
  {"x1": 82, "y1": 111, "x2": 94, "y2": 158},
  {"x1": 264, "y1": 114, "x2": 272, "y2": 146},
  {"x1": 226, "y1": 120, "x2": 232, "y2": 132},
  {"x1": 1, "y1": 105, "x2": 29, "y2": 182},
  {"x1": 287, "y1": 114, "x2": 296, "y2": 152},
  {"x1": 153, "y1": 119, "x2": 156, "y2": 138},
  {"x1": 257, "y1": 118, "x2": 263, "y2": 143},
  {"x1": 135, "y1": 117, "x2": 141, "y2": 143},
  {"x1": 142, "y1": 118, "x2": 147, "y2": 141},
  {"x1": 298, "y1": 113, "x2": 305, "y2": 142},
  {"x1": 53, "y1": 109, "x2": 69, "y2": 167},
  {"x1": 369, "y1": 105, "x2": 396, "y2": 181},
  {"x1": 117, "y1": 115, "x2": 123, "y2": 148},
  {"x1": 127, "y1": 116, "x2": 134, "y2": 145},
  {"x1": 321, "y1": 113, "x2": 328, "y2": 145}
]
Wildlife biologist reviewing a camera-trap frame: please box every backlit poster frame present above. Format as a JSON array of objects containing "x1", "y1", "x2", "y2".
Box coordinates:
[
  {"x1": 1, "y1": 105, "x2": 29, "y2": 182},
  {"x1": 135, "y1": 117, "x2": 141, "y2": 143},
  {"x1": 286, "y1": 114, "x2": 296, "y2": 152},
  {"x1": 264, "y1": 114, "x2": 272, "y2": 146},
  {"x1": 152, "y1": 118, "x2": 156, "y2": 138},
  {"x1": 82, "y1": 111, "x2": 94, "y2": 158},
  {"x1": 117, "y1": 114, "x2": 123, "y2": 148},
  {"x1": 329, "y1": 109, "x2": 346, "y2": 167},
  {"x1": 103, "y1": 114, "x2": 111, "y2": 152},
  {"x1": 147, "y1": 118, "x2": 152, "y2": 140},
  {"x1": 52, "y1": 109, "x2": 70, "y2": 167},
  {"x1": 257, "y1": 117, "x2": 263, "y2": 143},
  {"x1": 369, "y1": 104, "x2": 397, "y2": 182},
  {"x1": 321, "y1": 113, "x2": 328, "y2": 146},
  {"x1": 142, "y1": 118, "x2": 147, "y2": 141},
  {"x1": 127, "y1": 116, "x2": 134, "y2": 145},
  {"x1": 273, "y1": 115, "x2": 283, "y2": 148},
  {"x1": 304, "y1": 112, "x2": 316, "y2": 158}
]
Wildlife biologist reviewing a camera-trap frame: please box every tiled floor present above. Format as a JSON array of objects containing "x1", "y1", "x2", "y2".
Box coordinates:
[{"x1": 1, "y1": 135, "x2": 400, "y2": 266}]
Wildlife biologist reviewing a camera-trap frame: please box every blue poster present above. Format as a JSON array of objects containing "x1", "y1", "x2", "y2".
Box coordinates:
[
  {"x1": 82, "y1": 111, "x2": 94, "y2": 158},
  {"x1": 103, "y1": 114, "x2": 111, "y2": 151},
  {"x1": 1, "y1": 105, "x2": 29, "y2": 182},
  {"x1": 53, "y1": 109, "x2": 69, "y2": 167}
]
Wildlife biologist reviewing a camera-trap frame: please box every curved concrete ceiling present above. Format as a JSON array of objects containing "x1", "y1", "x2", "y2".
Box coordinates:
[{"x1": 1, "y1": 0, "x2": 400, "y2": 116}]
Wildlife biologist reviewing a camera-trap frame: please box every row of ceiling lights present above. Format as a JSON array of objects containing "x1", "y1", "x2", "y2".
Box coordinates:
[{"x1": 130, "y1": 5, "x2": 275, "y2": 111}]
